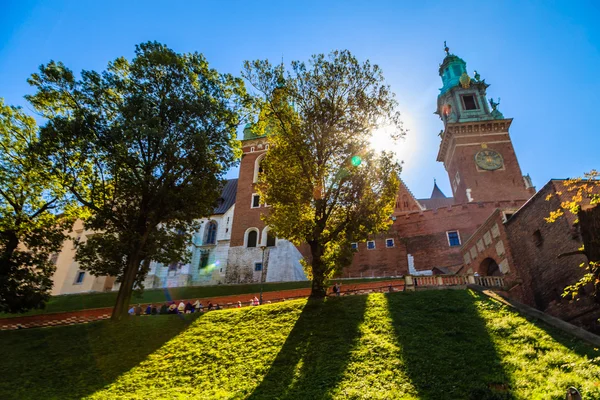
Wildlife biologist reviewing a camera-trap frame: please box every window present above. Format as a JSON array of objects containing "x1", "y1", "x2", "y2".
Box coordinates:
[
  {"x1": 386, "y1": 238, "x2": 395, "y2": 248},
  {"x1": 461, "y1": 94, "x2": 478, "y2": 110},
  {"x1": 455, "y1": 171, "x2": 460, "y2": 185},
  {"x1": 367, "y1": 241, "x2": 376, "y2": 250},
  {"x1": 199, "y1": 252, "x2": 209, "y2": 269},
  {"x1": 168, "y1": 262, "x2": 179, "y2": 272},
  {"x1": 250, "y1": 147, "x2": 255, "y2": 152},
  {"x1": 75, "y1": 271, "x2": 85, "y2": 284},
  {"x1": 533, "y1": 230, "x2": 543, "y2": 246},
  {"x1": 351, "y1": 242, "x2": 358, "y2": 250},
  {"x1": 205, "y1": 221, "x2": 218, "y2": 244},
  {"x1": 247, "y1": 230, "x2": 258, "y2": 248},
  {"x1": 254, "y1": 262, "x2": 263, "y2": 271},
  {"x1": 266, "y1": 230, "x2": 276, "y2": 247},
  {"x1": 251, "y1": 194, "x2": 260, "y2": 208},
  {"x1": 447, "y1": 231, "x2": 461, "y2": 247},
  {"x1": 49, "y1": 253, "x2": 59, "y2": 265},
  {"x1": 452, "y1": 65, "x2": 462, "y2": 77},
  {"x1": 265, "y1": 144, "x2": 270, "y2": 150}
]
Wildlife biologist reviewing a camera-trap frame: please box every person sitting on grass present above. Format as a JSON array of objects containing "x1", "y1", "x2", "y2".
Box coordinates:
[
  {"x1": 185, "y1": 301, "x2": 194, "y2": 314},
  {"x1": 135, "y1": 304, "x2": 142, "y2": 316},
  {"x1": 151, "y1": 304, "x2": 158, "y2": 315},
  {"x1": 207, "y1": 301, "x2": 214, "y2": 311},
  {"x1": 237, "y1": 301, "x2": 242, "y2": 308},
  {"x1": 159, "y1": 303, "x2": 168, "y2": 314},
  {"x1": 128, "y1": 306, "x2": 135, "y2": 316},
  {"x1": 193, "y1": 299, "x2": 201, "y2": 312},
  {"x1": 177, "y1": 301, "x2": 186, "y2": 314},
  {"x1": 215, "y1": 304, "x2": 222, "y2": 310},
  {"x1": 168, "y1": 302, "x2": 178, "y2": 314},
  {"x1": 145, "y1": 304, "x2": 152, "y2": 315}
]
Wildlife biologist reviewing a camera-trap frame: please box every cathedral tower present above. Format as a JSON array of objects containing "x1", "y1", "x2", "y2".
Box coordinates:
[{"x1": 435, "y1": 43, "x2": 535, "y2": 204}]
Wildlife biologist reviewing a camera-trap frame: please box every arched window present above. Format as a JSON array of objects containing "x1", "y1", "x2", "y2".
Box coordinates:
[
  {"x1": 247, "y1": 230, "x2": 258, "y2": 248},
  {"x1": 253, "y1": 154, "x2": 266, "y2": 183},
  {"x1": 266, "y1": 230, "x2": 276, "y2": 247},
  {"x1": 205, "y1": 221, "x2": 218, "y2": 245}
]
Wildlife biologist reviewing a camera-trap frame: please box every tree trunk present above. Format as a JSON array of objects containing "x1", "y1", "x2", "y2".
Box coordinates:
[
  {"x1": 309, "y1": 241, "x2": 327, "y2": 298},
  {"x1": 111, "y1": 253, "x2": 141, "y2": 321},
  {"x1": 579, "y1": 206, "x2": 600, "y2": 302}
]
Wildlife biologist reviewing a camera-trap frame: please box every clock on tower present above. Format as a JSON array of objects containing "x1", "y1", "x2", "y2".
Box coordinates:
[{"x1": 434, "y1": 44, "x2": 535, "y2": 204}]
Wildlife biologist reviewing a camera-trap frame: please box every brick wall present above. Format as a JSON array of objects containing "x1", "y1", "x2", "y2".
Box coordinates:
[{"x1": 504, "y1": 180, "x2": 600, "y2": 332}]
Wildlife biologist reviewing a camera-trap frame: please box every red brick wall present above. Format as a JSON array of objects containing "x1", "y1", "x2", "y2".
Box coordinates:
[
  {"x1": 442, "y1": 121, "x2": 532, "y2": 204},
  {"x1": 505, "y1": 181, "x2": 589, "y2": 307},
  {"x1": 230, "y1": 140, "x2": 268, "y2": 247},
  {"x1": 343, "y1": 200, "x2": 525, "y2": 277}
]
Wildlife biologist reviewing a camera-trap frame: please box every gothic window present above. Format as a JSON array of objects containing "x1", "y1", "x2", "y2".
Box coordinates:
[
  {"x1": 168, "y1": 262, "x2": 179, "y2": 272},
  {"x1": 447, "y1": 231, "x2": 461, "y2": 247},
  {"x1": 205, "y1": 221, "x2": 218, "y2": 244},
  {"x1": 402, "y1": 195, "x2": 409, "y2": 209},
  {"x1": 461, "y1": 94, "x2": 478, "y2": 110},
  {"x1": 247, "y1": 230, "x2": 258, "y2": 248}
]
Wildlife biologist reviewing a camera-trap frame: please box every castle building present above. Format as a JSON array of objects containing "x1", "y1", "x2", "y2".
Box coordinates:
[{"x1": 47, "y1": 46, "x2": 598, "y2": 332}]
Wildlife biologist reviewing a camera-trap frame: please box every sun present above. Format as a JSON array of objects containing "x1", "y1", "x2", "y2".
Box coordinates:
[{"x1": 369, "y1": 114, "x2": 417, "y2": 165}]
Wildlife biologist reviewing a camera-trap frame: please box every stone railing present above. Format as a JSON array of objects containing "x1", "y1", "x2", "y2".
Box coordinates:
[{"x1": 404, "y1": 274, "x2": 504, "y2": 291}]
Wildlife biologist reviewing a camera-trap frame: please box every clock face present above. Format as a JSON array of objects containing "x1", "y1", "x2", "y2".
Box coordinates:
[{"x1": 475, "y1": 150, "x2": 503, "y2": 170}]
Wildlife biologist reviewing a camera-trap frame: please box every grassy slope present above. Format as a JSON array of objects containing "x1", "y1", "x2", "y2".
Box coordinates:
[
  {"x1": 0, "y1": 290, "x2": 599, "y2": 399},
  {"x1": 0, "y1": 277, "x2": 395, "y2": 318}
]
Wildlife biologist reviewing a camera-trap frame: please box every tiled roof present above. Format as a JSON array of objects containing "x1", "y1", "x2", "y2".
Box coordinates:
[
  {"x1": 213, "y1": 179, "x2": 238, "y2": 215},
  {"x1": 430, "y1": 182, "x2": 447, "y2": 198},
  {"x1": 417, "y1": 197, "x2": 456, "y2": 210}
]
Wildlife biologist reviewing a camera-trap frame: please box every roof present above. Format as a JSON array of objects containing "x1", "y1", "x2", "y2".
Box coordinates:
[
  {"x1": 417, "y1": 197, "x2": 456, "y2": 210},
  {"x1": 213, "y1": 179, "x2": 238, "y2": 214},
  {"x1": 430, "y1": 182, "x2": 447, "y2": 199}
]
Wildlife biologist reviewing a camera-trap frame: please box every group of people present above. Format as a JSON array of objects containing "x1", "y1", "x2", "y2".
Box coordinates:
[
  {"x1": 127, "y1": 294, "x2": 279, "y2": 316},
  {"x1": 128, "y1": 299, "x2": 221, "y2": 316}
]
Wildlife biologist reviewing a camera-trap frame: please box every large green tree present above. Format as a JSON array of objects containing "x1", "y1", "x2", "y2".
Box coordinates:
[
  {"x1": 0, "y1": 99, "x2": 75, "y2": 313},
  {"x1": 27, "y1": 42, "x2": 247, "y2": 320},
  {"x1": 243, "y1": 51, "x2": 403, "y2": 297}
]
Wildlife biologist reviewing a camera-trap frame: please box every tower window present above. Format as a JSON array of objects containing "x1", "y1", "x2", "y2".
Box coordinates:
[
  {"x1": 247, "y1": 230, "x2": 258, "y2": 248},
  {"x1": 452, "y1": 65, "x2": 462, "y2": 77},
  {"x1": 461, "y1": 94, "x2": 478, "y2": 110},
  {"x1": 251, "y1": 194, "x2": 260, "y2": 208},
  {"x1": 447, "y1": 231, "x2": 461, "y2": 247},
  {"x1": 367, "y1": 241, "x2": 376, "y2": 250}
]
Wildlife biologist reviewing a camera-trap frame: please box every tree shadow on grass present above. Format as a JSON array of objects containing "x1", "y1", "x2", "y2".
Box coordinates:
[
  {"x1": 248, "y1": 295, "x2": 368, "y2": 400},
  {"x1": 386, "y1": 290, "x2": 513, "y2": 400},
  {"x1": 0, "y1": 313, "x2": 203, "y2": 400}
]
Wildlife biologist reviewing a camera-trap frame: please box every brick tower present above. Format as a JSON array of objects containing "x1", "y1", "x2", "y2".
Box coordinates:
[{"x1": 435, "y1": 43, "x2": 535, "y2": 204}]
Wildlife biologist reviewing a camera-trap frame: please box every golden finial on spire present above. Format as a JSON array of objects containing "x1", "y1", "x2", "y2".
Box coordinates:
[{"x1": 444, "y1": 41, "x2": 449, "y2": 55}]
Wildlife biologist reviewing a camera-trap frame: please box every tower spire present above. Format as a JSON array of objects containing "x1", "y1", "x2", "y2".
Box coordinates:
[{"x1": 444, "y1": 41, "x2": 449, "y2": 55}]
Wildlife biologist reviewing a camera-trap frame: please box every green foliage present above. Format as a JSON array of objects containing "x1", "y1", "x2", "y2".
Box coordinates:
[
  {"x1": 0, "y1": 99, "x2": 76, "y2": 313},
  {"x1": 1, "y1": 290, "x2": 599, "y2": 399},
  {"x1": 26, "y1": 42, "x2": 248, "y2": 318},
  {"x1": 243, "y1": 50, "x2": 403, "y2": 295}
]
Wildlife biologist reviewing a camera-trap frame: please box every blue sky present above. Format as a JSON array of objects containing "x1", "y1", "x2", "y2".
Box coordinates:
[{"x1": 1, "y1": 0, "x2": 598, "y2": 198}]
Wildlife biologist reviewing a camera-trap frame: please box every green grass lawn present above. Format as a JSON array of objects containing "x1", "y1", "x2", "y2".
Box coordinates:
[
  {"x1": 1, "y1": 289, "x2": 599, "y2": 399},
  {"x1": 0, "y1": 277, "x2": 397, "y2": 319}
]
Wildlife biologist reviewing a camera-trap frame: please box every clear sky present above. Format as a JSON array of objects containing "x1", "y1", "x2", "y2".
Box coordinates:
[{"x1": 1, "y1": 0, "x2": 599, "y2": 198}]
